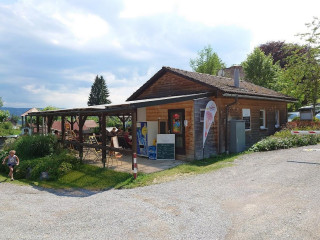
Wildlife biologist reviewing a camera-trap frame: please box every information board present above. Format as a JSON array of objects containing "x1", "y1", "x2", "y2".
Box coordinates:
[{"x1": 156, "y1": 134, "x2": 175, "y2": 160}]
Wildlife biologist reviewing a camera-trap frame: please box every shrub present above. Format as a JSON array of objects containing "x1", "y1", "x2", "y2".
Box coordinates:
[
  {"x1": 14, "y1": 135, "x2": 58, "y2": 160},
  {"x1": 249, "y1": 133, "x2": 320, "y2": 152},
  {"x1": 286, "y1": 120, "x2": 320, "y2": 130},
  {"x1": 0, "y1": 122, "x2": 20, "y2": 136},
  {"x1": 13, "y1": 150, "x2": 79, "y2": 180},
  {"x1": 0, "y1": 150, "x2": 9, "y2": 173}
]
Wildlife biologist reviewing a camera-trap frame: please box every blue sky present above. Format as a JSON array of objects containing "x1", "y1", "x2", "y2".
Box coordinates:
[{"x1": 0, "y1": 0, "x2": 319, "y2": 108}]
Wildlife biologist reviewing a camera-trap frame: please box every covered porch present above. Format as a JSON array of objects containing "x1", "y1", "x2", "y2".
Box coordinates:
[{"x1": 26, "y1": 93, "x2": 212, "y2": 174}]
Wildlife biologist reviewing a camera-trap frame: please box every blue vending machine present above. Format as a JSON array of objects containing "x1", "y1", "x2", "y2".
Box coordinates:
[{"x1": 136, "y1": 122, "x2": 148, "y2": 156}]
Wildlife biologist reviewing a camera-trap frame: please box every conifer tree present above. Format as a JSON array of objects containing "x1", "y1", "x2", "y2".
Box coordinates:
[{"x1": 87, "y1": 75, "x2": 111, "y2": 106}]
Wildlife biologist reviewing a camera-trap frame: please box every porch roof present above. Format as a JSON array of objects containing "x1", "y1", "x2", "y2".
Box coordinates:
[{"x1": 27, "y1": 92, "x2": 214, "y2": 117}]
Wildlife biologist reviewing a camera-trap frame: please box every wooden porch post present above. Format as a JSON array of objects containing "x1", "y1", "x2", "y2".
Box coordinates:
[
  {"x1": 101, "y1": 114, "x2": 107, "y2": 168},
  {"x1": 61, "y1": 116, "x2": 65, "y2": 145},
  {"x1": 47, "y1": 116, "x2": 53, "y2": 134},
  {"x1": 122, "y1": 114, "x2": 126, "y2": 130},
  {"x1": 78, "y1": 115, "x2": 87, "y2": 163},
  {"x1": 30, "y1": 116, "x2": 33, "y2": 134},
  {"x1": 131, "y1": 110, "x2": 137, "y2": 170},
  {"x1": 71, "y1": 116, "x2": 74, "y2": 131},
  {"x1": 36, "y1": 116, "x2": 40, "y2": 134}
]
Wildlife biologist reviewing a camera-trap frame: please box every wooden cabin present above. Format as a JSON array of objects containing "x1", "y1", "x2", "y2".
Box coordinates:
[{"x1": 127, "y1": 66, "x2": 295, "y2": 161}]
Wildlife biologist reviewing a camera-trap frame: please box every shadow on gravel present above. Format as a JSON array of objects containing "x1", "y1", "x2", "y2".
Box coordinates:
[
  {"x1": 30, "y1": 185, "x2": 105, "y2": 198},
  {"x1": 287, "y1": 160, "x2": 320, "y2": 165}
]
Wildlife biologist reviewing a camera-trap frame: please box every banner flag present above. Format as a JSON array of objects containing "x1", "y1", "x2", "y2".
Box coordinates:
[{"x1": 203, "y1": 101, "x2": 217, "y2": 148}]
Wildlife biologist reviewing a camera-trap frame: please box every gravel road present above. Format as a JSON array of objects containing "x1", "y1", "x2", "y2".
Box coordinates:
[{"x1": 1, "y1": 145, "x2": 320, "y2": 240}]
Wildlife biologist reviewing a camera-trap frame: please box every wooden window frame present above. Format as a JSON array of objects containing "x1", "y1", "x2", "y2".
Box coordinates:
[
  {"x1": 275, "y1": 110, "x2": 280, "y2": 128},
  {"x1": 260, "y1": 109, "x2": 266, "y2": 129}
]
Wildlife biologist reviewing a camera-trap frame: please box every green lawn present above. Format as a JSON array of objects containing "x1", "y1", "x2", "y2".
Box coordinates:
[
  {"x1": 0, "y1": 153, "x2": 242, "y2": 190},
  {"x1": 119, "y1": 153, "x2": 241, "y2": 189}
]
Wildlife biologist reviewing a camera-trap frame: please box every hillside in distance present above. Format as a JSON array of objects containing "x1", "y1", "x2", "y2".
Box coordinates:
[{"x1": 0, "y1": 107, "x2": 34, "y2": 117}]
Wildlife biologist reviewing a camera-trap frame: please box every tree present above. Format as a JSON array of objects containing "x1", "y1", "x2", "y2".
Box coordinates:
[
  {"x1": 0, "y1": 97, "x2": 9, "y2": 122},
  {"x1": 282, "y1": 17, "x2": 320, "y2": 112},
  {"x1": 259, "y1": 41, "x2": 308, "y2": 68},
  {"x1": 0, "y1": 110, "x2": 10, "y2": 122},
  {"x1": 9, "y1": 115, "x2": 19, "y2": 125},
  {"x1": 190, "y1": 45, "x2": 225, "y2": 75},
  {"x1": 241, "y1": 47, "x2": 280, "y2": 89},
  {"x1": 88, "y1": 75, "x2": 111, "y2": 106},
  {"x1": 41, "y1": 106, "x2": 60, "y2": 121}
]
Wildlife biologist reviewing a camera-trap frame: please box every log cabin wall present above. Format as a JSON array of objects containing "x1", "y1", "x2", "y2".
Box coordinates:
[
  {"x1": 146, "y1": 100, "x2": 195, "y2": 161},
  {"x1": 137, "y1": 72, "x2": 213, "y2": 100},
  {"x1": 217, "y1": 97, "x2": 287, "y2": 149}
]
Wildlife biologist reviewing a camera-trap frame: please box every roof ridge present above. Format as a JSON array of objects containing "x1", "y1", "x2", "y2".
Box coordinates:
[{"x1": 163, "y1": 66, "x2": 234, "y2": 80}]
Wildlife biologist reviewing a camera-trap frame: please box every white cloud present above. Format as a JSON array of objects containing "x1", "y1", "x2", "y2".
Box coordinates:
[
  {"x1": 120, "y1": 0, "x2": 320, "y2": 48},
  {"x1": 1, "y1": 0, "x2": 112, "y2": 51},
  {"x1": 21, "y1": 84, "x2": 90, "y2": 108},
  {"x1": 52, "y1": 12, "x2": 109, "y2": 46},
  {"x1": 120, "y1": 0, "x2": 175, "y2": 18}
]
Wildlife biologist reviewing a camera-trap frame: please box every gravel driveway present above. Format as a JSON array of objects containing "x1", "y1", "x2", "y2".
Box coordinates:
[{"x1": 1, "y1": 145, "x2": 320, "y2": 240}]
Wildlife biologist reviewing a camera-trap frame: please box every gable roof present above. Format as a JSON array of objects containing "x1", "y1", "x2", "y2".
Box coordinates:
[
  {"x1": 21, "y1": 107, "x2": 39, "y2": 117},
  {"x1": 127, "y1": 66, "x2": 296, "y2": 102}
]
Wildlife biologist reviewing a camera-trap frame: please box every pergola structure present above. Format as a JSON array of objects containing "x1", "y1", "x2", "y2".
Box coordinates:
[
  {"x1": 27, "y1": 104, "x2": 137, "y2": 169},
  {"x1": 27, "y1": 93, "x2": 213, "y2": 170}
]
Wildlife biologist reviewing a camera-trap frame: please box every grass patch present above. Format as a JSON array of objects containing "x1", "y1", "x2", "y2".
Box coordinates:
[
  {"x1": 117, "y1": 153, "x2": 241, "y2": 189},
  {"x1": 0, "y1": 173, "x2": 29, "y2": 186},
  {"x1": 1, "y1": 153, "x2": 242, "y2": 190},
  {"x1": 24, "y1": 164, "x2": 132, "y2": 191}
]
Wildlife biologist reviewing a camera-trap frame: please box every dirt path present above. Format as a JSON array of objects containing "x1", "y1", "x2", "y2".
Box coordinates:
[{"x1": 1, "y1": 145, "x2": 320, "y2": 239}]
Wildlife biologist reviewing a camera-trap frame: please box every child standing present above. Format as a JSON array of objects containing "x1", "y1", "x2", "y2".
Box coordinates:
[{"x1": 2, "y1": 150, "x2": 20, "y2": 181}]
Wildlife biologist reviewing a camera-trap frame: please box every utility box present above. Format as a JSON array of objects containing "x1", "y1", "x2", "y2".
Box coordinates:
[{"x1": 229, "y1": 120, "x2": 245, "y2": 153}]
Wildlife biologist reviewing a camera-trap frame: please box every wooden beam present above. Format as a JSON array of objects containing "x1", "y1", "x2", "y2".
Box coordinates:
[
  {"x1": 78, "y1": 115, "x2": 87, "y2": 163},
  {"x1": 131, "y1": 109, "x2": 137, "y2": 170},
  {"x1": 30, "y1": 116, "x2": 33, "y2": 134},
  {"x1": 36, "y1": 116, "x2": 40, "y2": 134},
  {"x1": 47, "y1": 116, "x2": 53, "y2": 134},
  {"x1": 64, "y1": 140, "x2": 132, "y2": 154},
  {"x1": 101, "y1": 114, "x2": 106, "y2": 168},
  {"x1": 61, "y1": 116, "x2": 65, "y2": 145}
]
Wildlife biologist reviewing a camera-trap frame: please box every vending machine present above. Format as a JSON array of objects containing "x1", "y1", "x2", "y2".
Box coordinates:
[{"x1": 136, "y1": 121, "x2": 158, "y2": 157}]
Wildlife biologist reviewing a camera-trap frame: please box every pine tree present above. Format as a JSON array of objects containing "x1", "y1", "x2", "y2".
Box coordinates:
[{"x1": 87, "y1": 75, "x2": 111, "y2": 106}]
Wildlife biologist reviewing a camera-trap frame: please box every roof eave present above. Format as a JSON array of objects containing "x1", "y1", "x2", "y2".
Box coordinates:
[{"x1": 222, "y1": 93, "x2": 297, "y2": 103}]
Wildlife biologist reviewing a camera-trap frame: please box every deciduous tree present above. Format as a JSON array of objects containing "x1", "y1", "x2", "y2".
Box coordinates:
[
  {"x1": 190, "y1": 45, "x2": 225, "y2": 75},
  {"x1": 241, "y1": 47, "x2": 280, "y2": 88},
  {"x1": 259, "y1": 41, "x2": 308, "y2": 68},
  {"x1": 282, "y1": 17, "x2": 320, "y2": 112}
]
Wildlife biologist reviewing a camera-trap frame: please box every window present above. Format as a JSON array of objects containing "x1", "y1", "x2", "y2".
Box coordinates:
[
  {"x1": 260, "y1": 109, "x2": 266, "y2": 129},
  {"x1": 242, "y1": 109, "x2": 251, "y2": 130},
  {"x1": 275, "y1": 110, "x2": 280, "y2": 128},
  {"x1": 200, "y1": 108, "x2": 205, "y2": 122}
]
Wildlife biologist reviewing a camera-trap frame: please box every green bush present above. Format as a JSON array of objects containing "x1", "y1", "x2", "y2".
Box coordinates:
[
  {"x1": 13, "y1": 150, "x2": 79, "y2": 180},
  {"x1": 249, "y1": 133, "x2": 320, "y2": 152},
  {"x1": 0, "y1": 122, "x2": 20, "y2": 136},
  {"x1": 14, "y1": 135, "x2": 58, "y2": 160},
  {"x1": 0, "y1": 150, "x2": 9, "y2": 173}
]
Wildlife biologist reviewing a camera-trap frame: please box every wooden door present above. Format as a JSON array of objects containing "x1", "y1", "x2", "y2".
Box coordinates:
[{"x1": 168, "y1": 109, "x2": 185, "y2": 155}]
